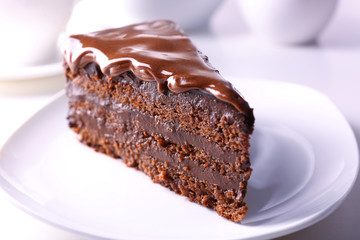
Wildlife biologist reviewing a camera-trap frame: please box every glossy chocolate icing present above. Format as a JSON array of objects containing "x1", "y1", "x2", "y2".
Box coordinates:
[{"x1": 63, "y1": 20, "x2": 253, "y2": 118}]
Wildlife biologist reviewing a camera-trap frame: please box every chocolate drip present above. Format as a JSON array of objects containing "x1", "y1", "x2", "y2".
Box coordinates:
[{"x1": 62, "y1": 20, "x2": 253, "y2": 119}]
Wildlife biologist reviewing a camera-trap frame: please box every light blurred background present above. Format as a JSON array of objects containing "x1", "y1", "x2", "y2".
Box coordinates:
[{"x1": 0, "y1": 0, "x2": 360, "y2": 239}]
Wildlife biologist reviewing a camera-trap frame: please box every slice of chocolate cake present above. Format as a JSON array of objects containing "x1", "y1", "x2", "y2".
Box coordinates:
[{"x1": 62, "y1": 20, "x2": 254, "y2": 222}]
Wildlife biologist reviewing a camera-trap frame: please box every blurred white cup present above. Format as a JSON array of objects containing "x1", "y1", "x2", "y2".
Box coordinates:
[
  {"x1": 0, "y1": 0, "x2": 74, "y2": 68},
  {"x1": 66, "y1": 0, "x2": 222, "y2": 35},
  {"x1": 114, "y1": 0, "x2": 222, "y2": 31},
  {"x1": 238, "y1": 0, "x2": 338, "y2": 44}
]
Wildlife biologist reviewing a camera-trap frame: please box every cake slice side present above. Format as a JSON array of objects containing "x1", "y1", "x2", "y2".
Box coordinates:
[{"x1": 63, "y1": 20, "x2": 254, "y2": 222}]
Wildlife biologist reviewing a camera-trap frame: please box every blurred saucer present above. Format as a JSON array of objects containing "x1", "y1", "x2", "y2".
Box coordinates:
[{"x1": 0, "y1": 61, "x2": 63, "y2": 81}]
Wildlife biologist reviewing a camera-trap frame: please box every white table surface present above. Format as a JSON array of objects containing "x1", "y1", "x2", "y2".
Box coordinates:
[{"x1": 0, "y1": 0, "x2": 359, "y2": 239}]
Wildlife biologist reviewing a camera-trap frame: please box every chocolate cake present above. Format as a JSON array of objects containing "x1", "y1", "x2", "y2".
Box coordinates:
[{"x1": 62, "y1": 20, "x2": 254, "y2": 222}]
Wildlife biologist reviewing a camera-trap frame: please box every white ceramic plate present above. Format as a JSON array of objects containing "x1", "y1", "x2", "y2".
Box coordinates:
[
  {"x1": 0, "y1": 61, "x2": 63, "y2": 81},
  {"x1": 0, "y1": 80, "x2": 358, "y2": 240}
]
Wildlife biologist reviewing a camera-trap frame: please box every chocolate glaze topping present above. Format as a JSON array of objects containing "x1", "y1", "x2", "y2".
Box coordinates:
[{"x1": 63, "y1": 20, "x2": 253, "y2": 118}]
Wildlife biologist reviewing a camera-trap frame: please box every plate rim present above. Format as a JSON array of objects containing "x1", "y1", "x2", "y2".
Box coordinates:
[{"x1": 0, "y1": 61, "x2": 63, "y2": 81}]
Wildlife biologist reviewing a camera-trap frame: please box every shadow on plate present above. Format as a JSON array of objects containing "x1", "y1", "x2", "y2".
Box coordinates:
[{"x1": 242, "y1": 125, "x2": 315, "y2": 224}]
